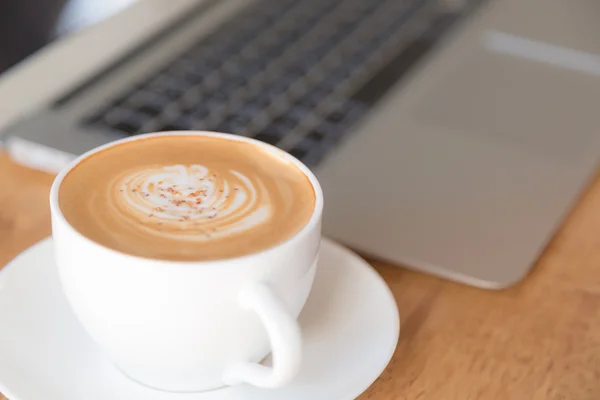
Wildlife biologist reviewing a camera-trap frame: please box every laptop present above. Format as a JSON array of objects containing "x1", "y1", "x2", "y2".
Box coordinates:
[{"x1": 1, "y1": 0, "x2": 600, "y2": 288}]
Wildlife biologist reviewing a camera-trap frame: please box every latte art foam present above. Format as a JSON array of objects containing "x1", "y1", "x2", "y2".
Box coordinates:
[
  {"x1": 114, "y1": 164, "x2": 271, "y2": 240},
  {"x1": 58, "y1": 135, "x2": 316, "y2": 261}
]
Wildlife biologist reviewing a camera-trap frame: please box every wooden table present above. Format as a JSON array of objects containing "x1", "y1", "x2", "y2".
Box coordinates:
[{"x1": 2, "y1": 150, "x2": 600, "y2": 400}]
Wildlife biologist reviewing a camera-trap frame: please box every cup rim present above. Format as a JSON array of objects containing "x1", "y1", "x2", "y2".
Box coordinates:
[{"x1": 49, "y1": 130, "x2": 324, "y2": 265}]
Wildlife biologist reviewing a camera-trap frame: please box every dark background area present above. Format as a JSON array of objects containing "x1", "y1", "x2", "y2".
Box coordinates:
[{"x1": 0, "y1": 0, "x2": 136, "y2": 73}]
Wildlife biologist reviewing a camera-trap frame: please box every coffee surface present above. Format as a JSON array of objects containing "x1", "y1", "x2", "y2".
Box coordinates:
[{"x1": 59, "y1": 135, "x2": 316, "y2": 261}]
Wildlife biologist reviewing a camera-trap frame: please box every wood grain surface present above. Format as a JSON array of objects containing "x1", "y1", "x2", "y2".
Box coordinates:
[{"x1": 2, "y1": 149, "x2": 600, "y2": 399}]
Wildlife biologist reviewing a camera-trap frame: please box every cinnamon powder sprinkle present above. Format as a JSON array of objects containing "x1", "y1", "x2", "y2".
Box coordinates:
[{"x1": 166, "y1": 187, "x2": 181, "y2": 195}]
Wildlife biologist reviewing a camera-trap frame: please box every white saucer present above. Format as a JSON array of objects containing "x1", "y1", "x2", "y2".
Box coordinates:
[{"x1": 0, "y1": 238, "x2": 399, "y2": 400}]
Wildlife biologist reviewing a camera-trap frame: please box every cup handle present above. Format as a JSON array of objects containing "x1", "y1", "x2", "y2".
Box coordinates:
[{"x1": 222, "y1": 282, "x2": 301, "y2": 388}]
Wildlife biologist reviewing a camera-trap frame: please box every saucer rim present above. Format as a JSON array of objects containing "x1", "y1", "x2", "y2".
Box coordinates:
[{"x1": 0, "y1": 237, "x2": 400, "y2": 400}]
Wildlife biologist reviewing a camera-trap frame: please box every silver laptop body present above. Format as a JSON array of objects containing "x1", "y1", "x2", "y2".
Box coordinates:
[{"x1": 2, "y1": 0, "x2": 600, "y2": 288}]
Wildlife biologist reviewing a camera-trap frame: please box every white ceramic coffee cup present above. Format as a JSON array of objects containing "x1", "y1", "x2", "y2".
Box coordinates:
[{"x1": 49, "y1": 131, "x2": 323, "y2": 392}]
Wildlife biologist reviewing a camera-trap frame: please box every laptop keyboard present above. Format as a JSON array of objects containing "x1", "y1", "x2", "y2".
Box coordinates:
[{"x1": 82, "y1": 0, "x2": 469, "y2": 166}]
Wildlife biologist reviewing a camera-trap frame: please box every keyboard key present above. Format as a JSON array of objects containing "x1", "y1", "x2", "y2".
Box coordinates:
[
  {"x1": 186, "y1": 105, "x2": 210, "y2": 120},
  {"x1": 124, "y1": 92, "x2": 173, "y2": 115},
  {"x1": 272, "y1": 116, "x2": 296, "y2": 132},
  {"x1": 111, "y1": 121, "x2": 139, "y2": 135},
  {"x1": 157, "y1": 120, "x2": 193, "y2": 131},
  {"x1": 83, "y1": 109, "x2": 108, "y2": 126},
  {"x1": 106, "y1": 111, "x2": 147, "y2": 135},
  {"x1": 171, "y1": 115, "x2": 197, "y2": 129},
  {"x1": 236, "y1": 104, "x2": 261, "y2": 119},
  {"x1": 326, "y1": 108, "x2": 347, "y2": 124},
  {"x1": 285, "y1": 104, "x2": 311, "y2": 123},
  {"x1": 253, "y1": 119, "x2": 294, "y2": 143},
  {"x1": 306, "y1": 122, "x2": 340, "y2": 141},
  {"x1": 249, "y1": 94, "x2": 273, "y2": 109},
  {"x1": 253, "y1": 131, "x2": 281, "y2": 146},
  {"x1": 209, "y1": 91, "x2": 228, "y2": 102},
  {"x1": 288, "y1": 146, "x2": 309, "y2": 161},
  {"x1": 216, "y1": 115, "x2": 251, "y2": 133}
]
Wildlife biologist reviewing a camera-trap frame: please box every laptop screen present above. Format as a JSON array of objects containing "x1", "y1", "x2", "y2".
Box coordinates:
[
  {"x1": 0, "y1": 0, "x2": 138, "y2": 73},
  {"x1": 54, "y1": 0, "x2": 139, "y2": 36}
]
